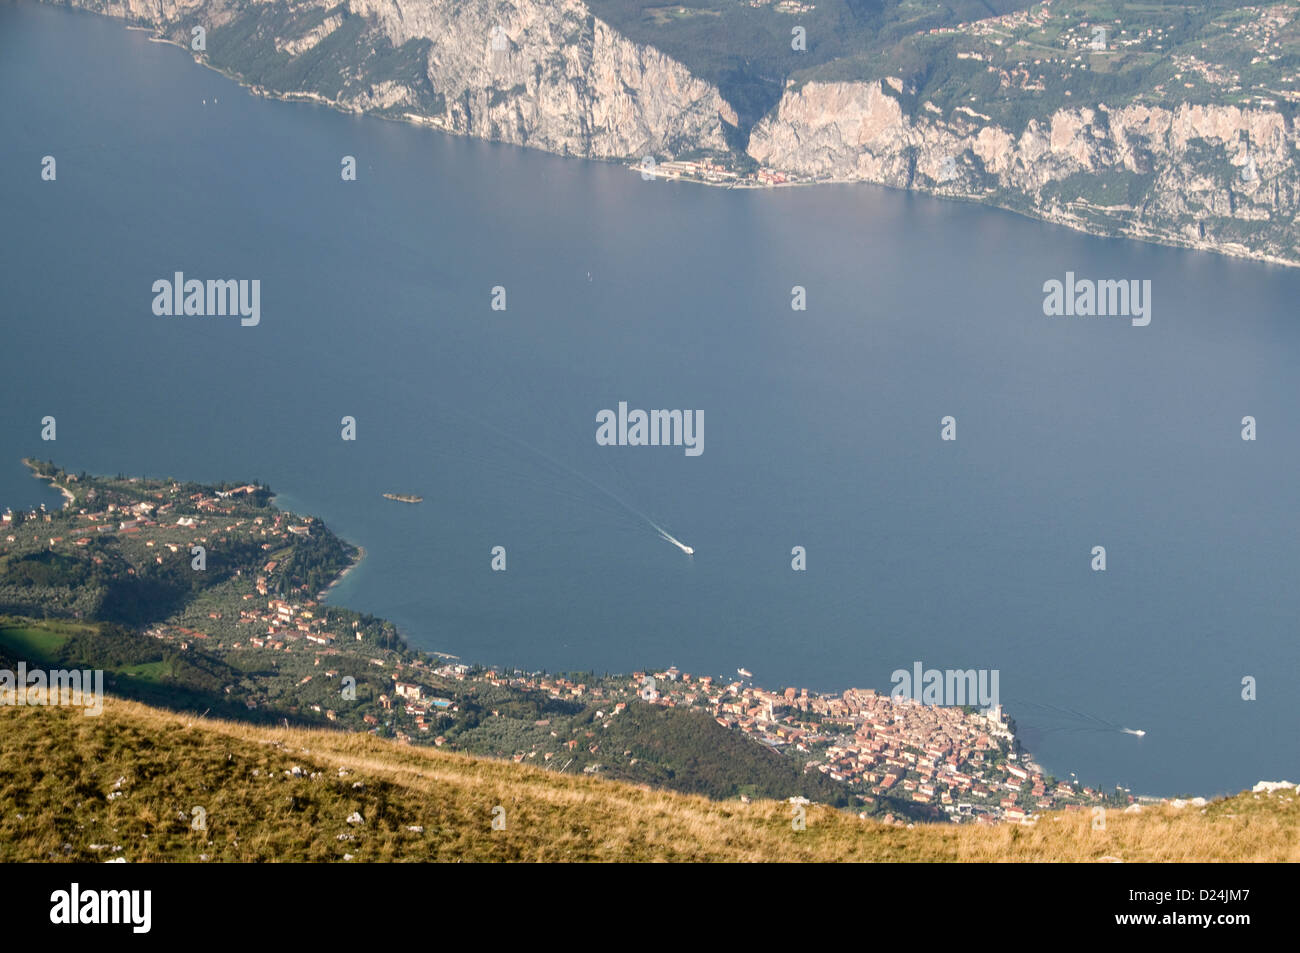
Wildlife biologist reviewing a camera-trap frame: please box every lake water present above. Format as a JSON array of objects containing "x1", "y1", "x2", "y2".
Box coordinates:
[{"x1": 3, "y1": 2, "x2": 1297, "y2": 796}]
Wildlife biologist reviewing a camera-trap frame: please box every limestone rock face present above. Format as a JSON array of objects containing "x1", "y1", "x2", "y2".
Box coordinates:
[
  {"x1": 345, "y1": 0, "x2": 736, "y2": 156},
  {"x1": 41, "y1": 1, "x2": 1300, "y2": 264},
  {"x1": 59, "y1": 0, "x2": 736, "y2": 159},
  {"x1": 748, "y1": 80, "x2": 1300, "y2": 265}
]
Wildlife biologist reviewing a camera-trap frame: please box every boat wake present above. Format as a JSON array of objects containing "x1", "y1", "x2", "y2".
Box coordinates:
[
  {"x1": 654, "y1": 527, "x2": 694, "y2": 556},
  {"x1": 1007, "y1": 698, "x2": 1134, "y2": 737},
  {"x1": 440, "y1": 407, "x2": 692, "y2": 555}
]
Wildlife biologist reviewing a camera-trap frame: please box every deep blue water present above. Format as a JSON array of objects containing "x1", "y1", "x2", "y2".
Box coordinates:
[{"x1": 3, "y1": 2, "x2": 1297, "y2": 796}]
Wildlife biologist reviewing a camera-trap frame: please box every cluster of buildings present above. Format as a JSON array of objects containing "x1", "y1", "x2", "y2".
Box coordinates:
[
  {"x1": 4, "y1": 493, "x2": 180, "y2": 551},
  {"x1": 2, "y1": 503, "x2": 59, "y2": 548},
  {"x1": 647, "y1": 158, "x2": 740, "y2": 185},
  {"x1": 402, "y1": 659, "x2": 1110, "y2": 823},
  {"x1": 925, "y1": 3, "x2": 1178, "y2": 98},
  {"x1": 146, "y1": 593, "x2": 352, "y2": 662},
  {"x1": 556, "y1": 667, "x2": 1107, "y2": 823},
  {"x1": 13, "y1": 474, "x2": 1115, "y2": 825},
  {"x1": 381, "y1": 679, "x2": 455, "y2": 739},
  {"x1": 628, "y1": 156, "x2": 802, "y2": 189},
  {"x1": 923, "y1": 0, "x2": 1300, "y2": 112},
  {"x1": 743, "y1": 0, "x2": 815, "y2": 11},
  {"x1": 928, "y1": 0, "x2": 1055, "y2": 39},
  {"x1": 235, "y1": 597, "x2": 347, "y2": 651},
  {"x1": 3, "y1": 481, "x2": 307, "y2": 562}
]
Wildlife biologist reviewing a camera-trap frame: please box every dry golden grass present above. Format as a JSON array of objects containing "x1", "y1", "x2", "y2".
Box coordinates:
[{"x1": 1, "y1": 696, "x2": 1296, "y2": 862}]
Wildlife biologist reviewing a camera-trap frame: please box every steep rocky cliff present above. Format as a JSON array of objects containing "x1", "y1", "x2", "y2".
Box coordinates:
[
  {"x1": 38, "y1": 0, "x2": 1300, "y2": 265},
  {"x1": 54, "y1": 0, "x2": 737, "y2": 159},
  {"x1": 748, "y1": 78, "x2": 1300, "y2": 266}
]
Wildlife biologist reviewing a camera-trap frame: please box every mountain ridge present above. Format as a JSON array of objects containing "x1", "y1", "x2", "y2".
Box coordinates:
[
  {"x1": 44, "y1": 0, "x2": 1300, "y2": 266},
  {"x1": 4, "y1": 694, "x2": 1296, "y2": 861}
]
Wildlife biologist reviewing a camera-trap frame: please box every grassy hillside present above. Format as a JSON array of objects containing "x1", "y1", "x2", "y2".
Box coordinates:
[
  {"x1": 0, "y1": 615, "x2": 877, "y2": 809},
  {"x1": 2, "y1": 696, "x2": 1296, "y2": 862},
  {"x1": 0, "y1": 619, "x2": 271, "y2": 721},
  {"x1": 0, "y1": 465, "x2": 946, "y2": 817}
]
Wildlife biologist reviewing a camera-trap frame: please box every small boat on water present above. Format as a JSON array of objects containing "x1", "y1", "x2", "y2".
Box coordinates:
[{"x1": 382, "y1": 493, "x2": 423, "y2": 504}]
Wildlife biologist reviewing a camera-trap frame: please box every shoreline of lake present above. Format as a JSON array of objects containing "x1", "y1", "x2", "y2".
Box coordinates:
[
  {"x1": 21, "y1": 458, "x2": 75, "y2": 510},
  {"x1": 109, "y1": 18, "x2": 1300, "y2": 273}
]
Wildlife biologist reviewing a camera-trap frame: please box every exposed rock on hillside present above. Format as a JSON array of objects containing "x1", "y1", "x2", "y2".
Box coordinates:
[
  {"x1": 749, "y1": 79, "x2": 1300, "y2": 265},
  {"x1": 62, "y1": 0, "x2": 737, "y2": 158}
]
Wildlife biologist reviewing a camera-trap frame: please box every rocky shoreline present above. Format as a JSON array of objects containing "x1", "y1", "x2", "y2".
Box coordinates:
[
  {"x1": 45, "y1": 0, "x2": 1300, "y2": 269},
  {"x1": 21, "y1": 458, "x2": 75, "y2": 509}
]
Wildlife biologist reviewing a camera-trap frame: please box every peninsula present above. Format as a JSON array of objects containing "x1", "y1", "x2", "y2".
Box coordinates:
[{"x1": 2, "y1": 459, "x2": 1128, "y2": 825}]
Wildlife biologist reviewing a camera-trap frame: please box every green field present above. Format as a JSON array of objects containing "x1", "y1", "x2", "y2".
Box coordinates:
[
  {"x1": 115, "y1": 660, "x2": 175, "y2": 682},
  {"x1": 0, "y1": 620, "x2": 81, "y2": 663}
]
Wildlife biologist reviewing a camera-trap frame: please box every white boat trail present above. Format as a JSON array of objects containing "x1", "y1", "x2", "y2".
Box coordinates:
[
  {"x1": 655, "y1": 528, "x2": 694, "y2": 556},
  {"x1": 447, "y1": 407, "x2": 693, "y2": 555},
  {"x1": 1006, "y1": 698, "x2": 1131, "y2": 736}
]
